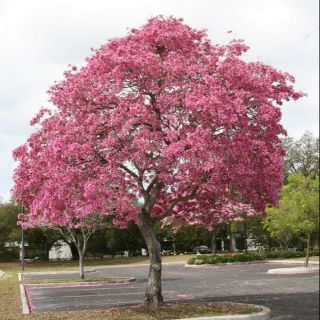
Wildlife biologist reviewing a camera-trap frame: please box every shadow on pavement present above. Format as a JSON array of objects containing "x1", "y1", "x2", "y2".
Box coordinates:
[{"x1": 193, "y1": 291, "x2": 319, "y2": 320}]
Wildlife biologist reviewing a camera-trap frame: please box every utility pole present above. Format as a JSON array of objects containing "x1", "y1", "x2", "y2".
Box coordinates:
[{"x1": 21, "y1": 206, "x2": 25, "y2": 271}]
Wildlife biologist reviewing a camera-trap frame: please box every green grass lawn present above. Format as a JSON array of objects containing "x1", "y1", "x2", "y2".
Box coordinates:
[{"x1": 5, "y1": 254, "x2": 192, "y2": 273}]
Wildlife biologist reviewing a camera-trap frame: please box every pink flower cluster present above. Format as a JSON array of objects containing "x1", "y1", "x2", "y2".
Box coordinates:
[{"x1": 13, "y1": 16, "x2": 304, "y2": 229}]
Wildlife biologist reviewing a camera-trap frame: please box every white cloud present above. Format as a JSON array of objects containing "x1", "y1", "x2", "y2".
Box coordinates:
[{"x1": 0, "y1": 0, "x2": 318, "y2": 201}]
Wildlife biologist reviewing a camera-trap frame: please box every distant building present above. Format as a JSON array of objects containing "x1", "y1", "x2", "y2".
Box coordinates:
[
  {"x1": 4, "y1": 241, "x2": 26, "y2": 259},
  {"x1": 48, "y1": 240, "x2": 72, "y2": 260}
]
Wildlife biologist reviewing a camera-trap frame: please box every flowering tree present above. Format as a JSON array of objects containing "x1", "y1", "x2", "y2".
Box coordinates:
[
  {"x1": 13, "y1": 17, "x2": 303, "y2": 306},
  {"x1": 13, "y1": 115, "x2": 112, "y2": 278},
  {"x1": 18, "y1": 212, "x2": 106, "y2": 279}
]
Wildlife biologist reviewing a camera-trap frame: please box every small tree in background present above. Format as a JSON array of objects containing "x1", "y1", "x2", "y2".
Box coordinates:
[
  {"x1": 24, "y1": 228, "x2": 60, "y2": 260},
  {"x1": 264, "y1": 201, "x2": 296, "y2": 251},
  {"x1": 18, "y1": 213, "x2": 108, "y2": 279},
  {"x1": 286, "y1": 174, "x2": 319, "y2": 266},
  {"x1": 13, "y1": 115, "x2": 113, "y2": 279},
  {"x1": 13, "y1": 17, "x2": 303, "y2": 307},
  {"x1": 264, "y1": 174, "x2": 319, "y2": 266},
  {"x1": 53, "y1": 215, "x2": 108, "y2": 278},
  {"x1": 283, "y1": 131, "x2": 319, "y2": 179},
  {"x1": 0, "y1": 201, "x2": 21, "y2": 249}
]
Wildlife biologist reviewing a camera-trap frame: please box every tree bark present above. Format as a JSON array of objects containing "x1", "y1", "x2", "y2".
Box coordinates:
[
  {"x1": 228, "y1": 224, "x2": 237, "y2": 252},
  {"x1": 210, "y1": 228, "x2": 217, "y2": 254},
  {"x1": 243, "y1": 222, "x2": 248, "y2": 254},
  {"x1": 231, "y1": 232, "x2": 237, "y2": 252},
  {"x1": 266, "y1": 233, "x2": 271, "y2": 251},
  {"x1": 305, "y1": 233, "x2": 311, "y2": 267},
  {"x1": 136, "y1": 209, "x2": 163, "y2": 307},
  {"x1": 59, "y1": 234, "x2": 79, "y2": 260},
  {"x1": 67, "y1": 241, "x2": 79, "y2": 260},
  {"x1": 279, "y1": 235, "x2": 291, "y2": 252},
  {"x1": 78, "y1": 249, "x2": 85, "y2": 279}
]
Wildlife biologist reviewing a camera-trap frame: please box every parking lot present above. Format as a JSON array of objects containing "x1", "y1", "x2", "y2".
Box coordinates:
[{"x1": 23, "y1": 261, "x2": 319, "y2": 319}]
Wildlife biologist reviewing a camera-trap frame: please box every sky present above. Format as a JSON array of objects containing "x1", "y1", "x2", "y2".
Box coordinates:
[{"x1": 0, "y1": 0, "x2": 319, "y2": 202}]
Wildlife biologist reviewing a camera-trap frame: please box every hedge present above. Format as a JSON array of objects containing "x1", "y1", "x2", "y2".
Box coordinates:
[
  {"x1": 187, "y1": 250, "x2": 320, "y2": 265},
  {"x1": 0, "y1": 251, "x2": 19, "y2": 262}
]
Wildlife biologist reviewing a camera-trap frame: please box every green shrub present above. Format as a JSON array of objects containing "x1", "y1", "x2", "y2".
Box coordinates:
[
  {"x1": 0, "y1": 251, "x2": 19, "y2": 262},
  {"x1": 205, "y1": 257, "x2": 217, "y2": 264},
  {"x1": 187, "y1": 249, "x2": 319, "y2": 265},
  {"x1": 217, "y1": 255, "x2": 230, "y2": 263},
  {"x1": 235, "y1": 254, "x2": 251, "y2": 262},
  {"x1": 194, "y1": 259, "x2": 205, "y2": 265},
  {"x1": 263, "y1": 251, "x2": 279, "y2": 259}
]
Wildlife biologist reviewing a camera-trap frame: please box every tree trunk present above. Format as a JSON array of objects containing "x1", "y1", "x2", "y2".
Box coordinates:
[
  {"x1": 61, "y1": 236, "x2": 79, "y2": 260},
  {"x1": 266, "y1": 233, "x2": 271, "y2": 251},
  {"x1": 69, "y1": 242, "x2": 80, "y2": 260},
  {"x1": 78, "y1": 249, "x2": 85, "y2": 279},
  {"x1": 243, "y1": 222, "x2": 248, "y2": 254},
  {"x1": 136, "y1": 209, "x2": 163, "y2": 307},
  {"x1": 210, "y1": 228, "x2": 217, "y2": 254},
  {"x1": 280, "y1": 235, "x2": 291, "y2": 252},
  {"x1": 231, "y1": 232, "x2": 237, "y2": 252},
  {"x1": 305, "y1": 233, "x2": 311, "y2": 268},
  {"x1": 228, "y1": 224, "x2": 237, "y2": 252}
]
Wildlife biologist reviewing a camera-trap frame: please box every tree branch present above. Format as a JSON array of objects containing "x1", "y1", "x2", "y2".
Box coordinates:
[
  {"x1": 146, "y1": 175, "x2": 158, "y2": 194},
  {"x1": 119, "y1": 164, "x2": 139, "y2": 178},
  {"x1": 164, "y1": 186, "x2": 199, "y2": 217},
  {"x1": 92, "y1": 148, "x2": 108, "y2": 164}
]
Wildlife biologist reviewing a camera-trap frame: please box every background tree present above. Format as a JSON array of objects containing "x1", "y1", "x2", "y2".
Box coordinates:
[
  {"x1": 156, "y1": 223, "x2": 211, "y2": 253},
  {"x1": 53, "y1": 215, "x2": 107, "y2": 278},
  {"x1": 24, "y1": 228, "x2": 60, "y2": 260},
  {"x1": 229, "y1": 215, "x2": 275, "y2": 252},
  {"x1": 13, "y1": 17, "x2": 303, "y2": 307},
  {"x1": 285, "y1": 174, "x2": 319, "y2": 266},
  {"x1": 13, "y1": 112, "x2": 113, "y2": 279},
  {"x1": 283, "y1": 131, "x2": 319, "y2": 180},
  {"x1": 264, "y1": 197, "x2": 297, "y2": 252},
  {"x1": 19, "y1": 213, "x2": 108, "y2": 279},
  {"x1": 0, "y1": 201, "x2": 21, "y2": 249},
  {"x1": 264, "y1": 174, "x2": 319, "y2": 265}
]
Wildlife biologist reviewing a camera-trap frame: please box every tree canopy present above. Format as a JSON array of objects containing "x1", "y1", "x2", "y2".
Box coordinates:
[
  {"x1": 264, "y1": 174, "x2": 319, "y2": 264},
  {"x1": 283, "y1": 131, "x2": 319, "y2": 179},
  {"x1": 13, "y1": 16, "x2": 303, "y2": 306}
]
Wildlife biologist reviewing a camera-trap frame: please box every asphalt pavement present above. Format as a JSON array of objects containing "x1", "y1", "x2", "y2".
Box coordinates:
[{"x1": 23, "y1": 261, "x2": 319, "y2": 319}]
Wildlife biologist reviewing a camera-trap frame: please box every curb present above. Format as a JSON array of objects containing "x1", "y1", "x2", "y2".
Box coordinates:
[
  {"x1": 176, "y1": 304, "x2": 271, "y2": 320},
  {"x1": 184, "y1": 261, "x2": 266, "y2": 268},
  {"x1": 89, "y1": 261, "x2": 186, "y2": 271},
  {"x1": 20, "y1": 261, "x2": 186, "y2": 275},
  {"x1": 185, "y1": 259, "x2": 319, "y2": 268},
  {"x1": 266, "y1": 259, "x2": 319, "y2": 265},
  {"x1": 24, "y1": 276, "x2": 136, "y2": 287},
  {"x1": 19, "y1": 283, "x2": 30, "y2": 314},
  {"x1": 267, "y1": 266, "x2": 319, "y2": 275}
]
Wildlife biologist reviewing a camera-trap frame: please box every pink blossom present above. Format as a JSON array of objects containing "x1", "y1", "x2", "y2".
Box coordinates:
[{"x1": 13, "y1": 16, "x2": 304, "y2": 230}]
